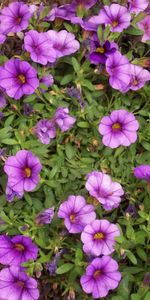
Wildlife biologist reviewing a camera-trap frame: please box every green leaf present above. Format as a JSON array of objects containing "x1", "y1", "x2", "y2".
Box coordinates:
[
  {"x1": 77, "y1": 121, "x2": 89, "y2": 128},
  {"x1": 136, "y1": 248, "x2": 147, "y2": 262},
  {"x1": 126, "y1": 251, "x2": 137, "y2": 265},
  {"x1": 65, "y1": 143, "x2": 76, "y2": 160},
  {"x1": 56, "y1": 263, "x2": 74, "y2": 274},
  {"x1": 144, "y1": 292, "x2": 150, "y2": 300},
  {"x1": 97, "y1": 25, "x2": 103, "y2": 44},
  {"x1": 1, "y1": 138, "x2": 18, "y2": 145},
  {"x1": 131, "y1": 293, "x2": 141, "y2": 300},
  {"x1": 60, "y1": 74, "x2": 73, "y2": 85},
  {"x1": 72, "y1": 57, "x2": 80, "y2": 73}
]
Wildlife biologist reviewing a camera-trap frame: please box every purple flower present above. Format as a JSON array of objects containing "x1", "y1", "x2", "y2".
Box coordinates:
[
  {"x1": 128, "y1": 64, "x2": 150, "y2": 90},
  {"x1": 106, "y1": 51, "x2": 131, "y2": 92},
  {"x1": 0, "y1": 266, "x2": 39, "y2": 300},
  {"x1": 40, "y1": 74, "x2": 54, "y2": 92},
  {"x1": 35, "y1": 119, "x2": 56, "y2": 144},
  {"x1": 81, "y1": 219, "x2": 120, "y2": 256},
  {"x1": 36, "y1": 206, "x2": 55, "y2": 225},
  {"x1": 134, "y1": 165, "x2": 150, "y2": 182},
  {"x1": 24, "y1": 30, "x2": 56, "y2": 65},
  {"x1": 98, "y1": 4, "x2": 131, "y2": 32},
  {"x1": 81, "y1": 15, "x2": 102, "y2": 32},
  {"x1": 55, "y1": 107, "x2": 76, "y2": 132},
  {"x1": 137, "y1": 15, "x2": 150, "y2": 42},
  {"x1": 90, "y1": 34, "x2": 118, "y2": 65},
  {"x1": 143, "y1": 273, "x2": 150, "y2": 286},
  {"x1": 23, "y1": 103, "x2": 34, "y2": 116},
  {"x1": 0, "y1": 59, "x2": 39, "y2": 100},
  {"x1": 125, "y1": 204, "x2": 137, "y2": 218},
  {"x1": 0, "y1": 34, "x2": 6, "y2": 45},
  {"x1": 99, "y1": 109, "x2": 139, "y2": 148},
  {"x1": 46, "y1": 4, "x2": 76, "y2": 22},
  {"x1": 47, "y1": 30, "x2": 80, "y2": 59},
  {"x1": 85, "y1": 171, "x2": 124, "y2": 211},
  {"x1": 129, "y1": 0, "x2": 149, "y2": 14},
  {"x1": 0, "y1": 235, "x2": 38, "y2": 266},
  {"x1": 0, "y1": 2, "x2": 31, "y2": 34},
  {"x1": 80, "y1": 256, "x2": 121, "y2": 299},
  {"x1": 4, "y1": 150, "x2": 42, "y2": 195},
  {"x1": 58, "y1": 195, "x2": 96, "y2": 233},
  {"x1": 6, "y1": 185, "x2": 23, "y2": 203}
]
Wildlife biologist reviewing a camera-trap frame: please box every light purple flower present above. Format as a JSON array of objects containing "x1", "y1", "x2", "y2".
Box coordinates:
[
  {"x1": 36, "y1": 207, "x2": 55, "y2": 225},
  {"x1": 106, "y1": 51, "x2": 131, "y2": 92},
  {"x1": 72, "y1": 0, "x2": 97, "y2": 9},
  {"x1": 24, "y1": 30, "x2": 56, "y2": 65},
  {"x1": 0, "y1": 2, "x2": 31, "y2": 34},
  {"x1": 4, "y1": 150, "x2": 42, "y2": 195},
  {"x1": 98, "y1": 4, "x2": 131, "y2": 32},
  {"x1": 80, "y1": 256, "x2": 121, "y2": 299},
  {"x1": 40, "y1": 74, "x2": 54, "y2": 92},
  {"x1": 55, "y1": 107, "x2": 76, "y2": 132},
  {"x1": 58, "y1": 195, "x2": 96, "y2": 233},
  {"x1": 81, "y1": 15, "x2": 102, "y2": 32},
  {"x1": 35, "y1": 119, "x2": 56, "y2": 144},
  {"x1": 0, "y1": 235, "x2": 38, "y2": 266},
  {"x1": 128, "y1": 64, "x2": 150, "y2": 90},
  {"x1": 0, "y1": 59, "x2": 39, "y2": 100},
  {"x1": 98, "y1": 109, "x2": 139, "y2": 148},
  {"x1": 46, "y1": 30, "x2": 80, "y2": 59},
  {"x1": 0, "y1": 266, "x2": 39, "y2": 300},
  {"x1": 85, "y1": 171, "x2": 124, "y2": 211},
  {"x1": 46, "y1": 4, "x2": 76, "y2": 22},
  {"x1": 129, "y1": 0, "x2": 149, "y2": 14},
  {"x1": 81, "y1": 220, "x2": 120, "y2": 256},
  {"x1": 6, "y1": 185, "x2": 23, "y2": 203},
  {"x1": 0, "y1": 33, "x2": 6, "y2": 44},
  {"x1": 134, "y1": 165, "x2": 150, "y2": 182},
  {"x1": 137, "y1": 15, "x2": 150, "y2": 42}
]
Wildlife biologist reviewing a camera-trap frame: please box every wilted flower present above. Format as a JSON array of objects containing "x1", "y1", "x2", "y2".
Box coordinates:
[
  {"x1": 55, "y1": 107, "x2": 76, "y2": 132},
  {"x1": 125, "y1": 204, "x2": 137, "y2": 218},
  {"x1": 0, "y1": 2, "x2": 31, "y2": 34},
  {"x1": 137, "y1": 15, "x2": 150, "y2": 42},
  {"x1": 4, "y1": 150, "x2": 42, "y2": 195},
  {"x1": 143, "y1": 273, "x2": 150, "y2": 286},
  {"x1": 81, "y1": 219, "x2": 120, "y2": 256},
  {"x1": 85, "y1": 171, "x2": 124, "y2": 211},
  {"x1": 0, "y1": 266, "x2": 39, "y2": 300},
  {"x1": 0, "y1": 235, "x2": 38, "y2": 266},
  {"x1": 0, "y1": 59, "x2": 39, "y2": 100},
  {"x1": 58, "y1": 195, "x2": 96, "y2": 233},
  {"x1": 98, "y1": 109, "x2": 139, "y2": 148},
  {"x1": 35, "y1": 119, "x2": 56, "y2": 144},
  {"x1": 129, "y1": 0, "x2": 149, "y2": 14},
  {"x1": 134, "y1": 165, "x2": 150, "y2": 182},
  {"x1": 80, "y1": 256, "x2": 121, "y2": 299},
  {"x1": 36, "y1": 207, "x2": 55, "y2": 225},
  {"x1": 23, "y1": 103, "x2": 34, "y2": 116},
  {"x1": 6, "y1": 185, "x2": 23, "y2": 202}
]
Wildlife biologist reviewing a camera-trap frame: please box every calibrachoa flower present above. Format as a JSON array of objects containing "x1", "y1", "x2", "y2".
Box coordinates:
[
  {"x1": 0, "y1": 2, "x2": 31, "y2": 34},
  {"x1": 80, "y1": 256, "x2": 121, "y2": 299},
  {"x1": 35, "y1": 119, "x2": 56, "y2": 144},
  {"x1": 0, "y1": 235, "x2": 38, "y2": 266},
  {"x1": 72, "y1": 0, "x2": 97, "y2": 9},
  {"x1": 98, "y1": 4, "x2": 131, "y2": 32},
  {"x1": 81, "y1": 219, "x2": 120, "y2": 256},
  {"x1": 129, "y1": 0, "x2": 149, "y2": 14},
  {"x1": 58, "y1": 195, "x2": 96, "y2": 233},
  {"x1": 137, "y1": 15, "x2": 150, "y2": 42},
  {"x1": 6, "y1": 185, "x2": 23, "y2": 202},
  {"x1": 128, "y1": 64, "x2": 150, "y2": 90},
  {"x1": 98, "y1": 109, "x2": 139, "y2": 148},
  {"x1": 4, "y1": 150, "x2": 42, "y2": 194},
  {"x1": 36, "y1": 206, "x2": 55, "y2": 225},
  {"x1": 0, "y1": 266, "x2": 39, "y2": 300},
  {"x1": 134, "y1": 165, "x2": 150, "y2": 182},
  {"x1": 85, "y1": 171, "x2": 124, "y2": 211},
  {"x1": 106, "y1": 51, "x2": 131, "y2": 92},
  {"x1": 24, "y1": 30, "x2": 57, "y2": 65},
  {"x1": 40, "y1": 74, "x2": 54, "y2": 92},
  {"x1": 47, "y1": 30, "x2": 80, "y2": 59},
  {"x1": 0, "y1": 59, "x2": 39, "y2": 100},
  {"x1": 55, "y1": 107, "x2": 76, "y2": 132},
  {"x1": 46, "y1": 4, "x2": 76, "y2": 22}
]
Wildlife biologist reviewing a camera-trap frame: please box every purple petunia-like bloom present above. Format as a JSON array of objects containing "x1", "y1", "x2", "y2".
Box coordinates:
[
  {"x1": 137, "y1": 15, "x2": 150, "y2": 43},
  {"x1": 46, "y1": 4, "x2": 76, "y2": 22},
  {"x1": 36, "y1": 206, "x2": 55, "y2": 226},
  {"x1": 134, "y1": 165, "x2": 150, "y2": 182},
  {"x1": 0, "y1": 2, "x2": 31, "y2": 35},
  {"x1": 24, "y1": 30, "x2": 56, "y2": 65},
  {"x1": 0, "y1": 235, "x2": 38, "y2": 266},
  {"x1": 0, "y1": 59, "x2": 39, "y2": 100},
  {"x1": 35, "y1": 119, "x2": 56, "y2": 144},
  {"x1": 6, "y1": 185, "x2": 23, "y2": 203},
  {"x1": 40, "y1": 74, "x2": 54, "y2": 92},
  {"x1": 129, "y1": 0, "x2": 149, "y2": 14},
  {"x1": 98, "y1": 109, "x2": 139, "y2": 148},
  {"x1": 86, "y1": 171, "x2": 124, "y2": 211},
  {"x1": 46, "y1": 30, "x2": 80, "y2": 59},
  {"x1": 81, "y1": 219, "x2": 120, "y2": 256},
  {"x1": 98, "y1": 4, "x2": 131, "y2": 32},
  {"x1": 90, "y1": 34, "x2": 117, "y2": 65},
  {"x1": 4, "y1": 150, "x2": 42, "y2": 195},
  {"x1": 58, "y1": 195, "x2": 96, "y2": 233},
  {"x1": 128, "y1": 64, "x2": 150, "y2": 90},
  {"x1": 80, "y1": 256, "x2": 121, "y2": 299},
  {"x1": 0, "y1": 266, "x2": 39, "y2": 300},
  {"x1": 106, "y1": 51, "x2": 131, "y2": 92},
  {"x1": 55, "y1": 107, "x2": 76, "y2": 132}
]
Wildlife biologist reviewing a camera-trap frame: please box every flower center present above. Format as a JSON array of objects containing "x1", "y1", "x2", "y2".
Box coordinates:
[
  {"x1": 94, "y1": 232, "x2": 104, "y2": 240},
  {"x1": 24, "y1": 167, "x2": 31, "y2": 178},
  {"x1": 96, "y1": 47, "x2": 105, "y2": 54},
  {"x1": 16, "y1": 17, "x2": 21, "y2": 24},
  {"x1": 112, "y1": 122, "x2": 121, "y2": 131},
  {"x1": 70, "y1": 214, "x2": 76, "y2": 223},
  {"x1": 18, "y1": 74, "x2": 26, "y2": 84},
  {"x1": 132, "y1": 79, "x2": 138, "y2": 86},
  {"x1": 93, "y1": 270, "x2": 102, "y2": 279},
  {"x1": 15, "y1": 243, "x2": 25, "y2": 251},
  {"x1": 16, "y1": 280, "x2": 25, "y2": 288},
  {"x1": 112, "y1": 20, "x2": 118, "y2": 27}
]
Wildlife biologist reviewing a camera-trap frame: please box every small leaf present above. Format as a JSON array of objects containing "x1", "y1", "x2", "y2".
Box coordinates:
[{"x1": 56, "y1": 263, "x2": 73, "y2": 274}]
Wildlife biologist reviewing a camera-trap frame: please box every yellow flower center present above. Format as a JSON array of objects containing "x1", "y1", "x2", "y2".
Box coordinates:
[
  {"x1": 70, "y1": 214, "x2": 76, "y2": 223},
  {"x1": 94, "y1": 232, "x2": 104, "y2": 240},
  {"x1": 93, "y1": 270, "x2": 102, "y2": 279},
  {"x1": 96, "y1": 47, "x2": 105, "y2": 54},
  {"x1": 112, "y1": 123, "x2": 121, "y2": 130},
  {"x1": 18, "y1": 74, "x2": 26, "y2": 84},
  {"x1": 24, "y1": 167, "x2": 31, "y2": 178},
  {"x1": 15, "y1": 243, "x2": 25, "y2": 251},
  {"x1": 112, "y1": 20, "x2": 118, "y2": 28}
]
